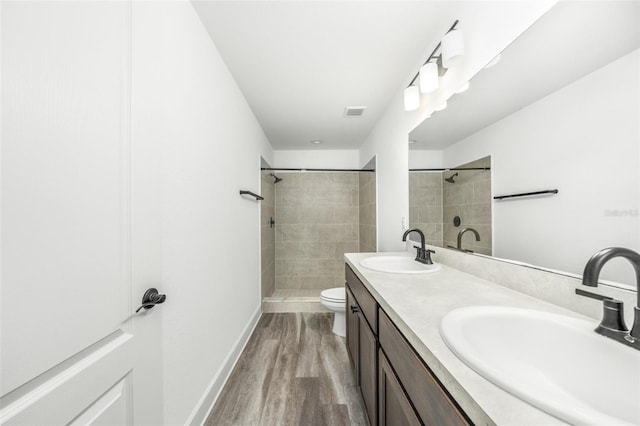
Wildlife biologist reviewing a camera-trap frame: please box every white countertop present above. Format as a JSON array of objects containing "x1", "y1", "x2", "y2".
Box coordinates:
[{"x1": 344, "y1": 251, "x2": 591, "y2": 426}]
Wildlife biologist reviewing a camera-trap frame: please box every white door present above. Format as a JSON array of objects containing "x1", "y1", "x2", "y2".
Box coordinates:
[{"x1": 1, "y1": 2, "x2": 163, "y2": 425}]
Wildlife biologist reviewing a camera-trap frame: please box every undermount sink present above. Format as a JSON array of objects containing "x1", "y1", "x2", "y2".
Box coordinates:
[
  {"x1": 360, "y1": 255, "x2": 441, "y2": 274},
  {"x1": 440, "y1": 306, "x2": 640, "y2": 426}
]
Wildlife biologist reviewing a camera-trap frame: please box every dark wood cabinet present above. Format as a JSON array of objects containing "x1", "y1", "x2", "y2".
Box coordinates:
[
  {"x1": 345, "y1": 263, "x2": 471, "y2": 426},
  {"x1": 346, "y1": 267, "x2": 378, "y2": 426},
  {"x1": 378, "y1": 350, "x2": 421, "y2": 426},
  {"x1": 359, "y1": 314, "x2": 377, "y2": 425},
  {"x1": 346, "y1": 288, "x2": 359, "y2": 375},
  {"x1": 379, "y1": 310, "x2": 470, "y2": 426}
]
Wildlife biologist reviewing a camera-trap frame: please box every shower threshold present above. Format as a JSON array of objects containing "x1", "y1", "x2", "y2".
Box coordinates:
[{"x1": 262, "y1": 289, "x2": 330, "y2": 313}]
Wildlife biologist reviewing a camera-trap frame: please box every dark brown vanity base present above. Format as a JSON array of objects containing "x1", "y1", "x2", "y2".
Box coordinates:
[{"x1": 346, "y1": 264, "x2": 472, "y2": 426}]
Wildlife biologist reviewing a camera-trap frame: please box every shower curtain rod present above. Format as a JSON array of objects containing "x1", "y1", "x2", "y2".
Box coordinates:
[
  {"x1": 409, "y1": 167, "x2": 491, "y2": 172},
  {"x1": 261, "y1": 167, "x2": 375, "y2": 172}
]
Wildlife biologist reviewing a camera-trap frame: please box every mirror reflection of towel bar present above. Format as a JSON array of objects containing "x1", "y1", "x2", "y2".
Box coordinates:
[{"x1": 493, "y1": 189, "x2": 558, "y2": 200}]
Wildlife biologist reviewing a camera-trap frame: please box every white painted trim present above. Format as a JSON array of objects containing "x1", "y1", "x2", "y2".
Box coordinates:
[{"x1": 186, "y1": 305, "x2": 262, "y2": 426}]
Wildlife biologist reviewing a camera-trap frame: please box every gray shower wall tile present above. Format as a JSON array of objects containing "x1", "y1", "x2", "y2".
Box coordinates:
[
  {"x1": 276, "y1": 207, "x2": 299, "y2": 224},
  {"x1": 275, "y1": 259, "x2": 284, "y2": 277},
  {"x1": 334, "y1": 241, "x2": 360, "y2": 257},
  {"x1": 419, "y1": 206, "x2": 443, "y2": 224},
  {"x1": 333, "y1": 172, "x2": 359, "y2": 187},
  {"x1": 312, "y1": 187, "x2": 356, "y2": 207},
  {"x1": 333, "y1": 206, "x2": 360, "y2": 224},
  {"x1": 443, "y1": 183, "x2": 473, "y2": 206},
  {"x1": 441, "y1": 157, "x2": 492, "y2": 255},
  {"x1": 298, "y1": 275, "x2": 336, "y2": 290},
  {"x1": 318, "y1": 259, "x2": 346, "y2": 276},
  {"x1": 299, "y1": 242, "x2": 339, "y2": 259},
  {"x1": 274, "y1": 172, "x2": 361, "y2": 291},
  {"x1": 276, "y1": 224, "x2": 319, "y2": 242},
  {"x1": 359, "y1": 203, "x2": 376, "y2": 226},
  {"x1": 317, "y1": 223, "x2": 358, "y2": 242},
  {"x1": 275, "y1": 241, "x2": 303, "y2": 259},
  {"x1": 409, "y1": 171, "x2": 443, "y2": 248},
  {"x1": 473, "y1": 179, "x2": 492, "y2": 204},
  {"x1": 261, "y1": 170, "x2": 276, "y2": 298},
  {"x1": 359, "y1": 172, "x2": 377, "y2": 253},
  {"x1": 276, "y1": 276, "x2": 302, "y2": 289},
  {"x1": 298, "y1": 206, "x2": 335, "y2": 224},
  {"x1": 358, "y1": 172, "x2": 374, "y2": 206},
  {"x1": 281, "y1": 259, "x2": 321, "y2": 276},
  {"x1": 466, "y1": 203, "x2": 491, "y2": 224}
]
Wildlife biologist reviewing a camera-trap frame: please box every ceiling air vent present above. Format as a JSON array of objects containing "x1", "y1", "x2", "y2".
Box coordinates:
[{"x1": 344, "y1": 106, "x2": 367, "y2": 117}]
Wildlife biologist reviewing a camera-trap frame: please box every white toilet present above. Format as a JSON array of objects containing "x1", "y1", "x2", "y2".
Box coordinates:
[{"x1": 320, "y1": 287, "x2": 346, "y2": 337}]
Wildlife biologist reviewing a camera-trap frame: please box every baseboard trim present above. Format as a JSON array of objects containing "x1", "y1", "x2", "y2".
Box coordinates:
[{"x1": 186, "y1": 304, "x2": 262, "y2": 426}]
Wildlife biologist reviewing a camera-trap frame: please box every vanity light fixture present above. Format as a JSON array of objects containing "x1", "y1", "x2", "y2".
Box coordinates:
[
  {"x1": 419, "y1": 62, "x2": 439, "y2": 94},
  {"x1": 403, "y1": 20, "x2": 461, "y2": 112},
  {"x1": 441, "y1": 29, "x2": 465, "y2": 68},
  {"x1": 455, "y1": 81, "x2": 470, "y2": 94},
  {"x1": 403, "y1": 86, "x2": 420, "y2": 111},
  {"x1": 434, "y1": 101, "x2": 448, "y2": 111},
  {"x1": 311, "y1": 139, "x2": 323, "y2": 145},
  {"x1": 484, "y1": 54, "x2": 501, "y2": 69}
]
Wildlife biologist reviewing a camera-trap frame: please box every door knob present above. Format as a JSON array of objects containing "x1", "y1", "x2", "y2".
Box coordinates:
[{"x1": 136, "y1": 288, "x2": 166, "y2": 313}]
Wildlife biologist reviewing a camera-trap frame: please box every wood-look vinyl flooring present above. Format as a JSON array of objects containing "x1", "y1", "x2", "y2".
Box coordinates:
[{"x1": 205, "y1": 313, "x2": 368, "y2": 426}]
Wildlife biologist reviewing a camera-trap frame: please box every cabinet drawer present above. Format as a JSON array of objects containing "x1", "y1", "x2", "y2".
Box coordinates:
[
  {"x1": 379, "y1": 309, "x2": 470, "y2": 426},
  {"x1": 345, "y1": 264, "x2": 377, "y2": 332}
]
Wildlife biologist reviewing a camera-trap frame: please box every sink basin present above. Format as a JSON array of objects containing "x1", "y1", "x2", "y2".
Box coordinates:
[
  {"x1": 360, "y1": 255, "x2": 441, "y2": 274},
  {"x1": 440, "y1": 306, "x2": 640, "y2": 425}
]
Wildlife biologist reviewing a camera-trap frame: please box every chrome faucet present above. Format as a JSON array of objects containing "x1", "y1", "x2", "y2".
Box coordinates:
[
  {"x1": 581, "y1": 247, "x2": 640, "y2": 350},
  {"x1": 402, "y1": 228, "x2": 435, "y2": 265},
  {"x1": 457, "y1": 228, "x2": 480, "y2": 251}
]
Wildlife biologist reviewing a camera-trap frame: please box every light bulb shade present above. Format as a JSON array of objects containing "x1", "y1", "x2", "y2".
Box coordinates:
[
  {"x1": 455, "y1": 81, "x2": 470, "y2": 94},
  {"x1": 434, "y1": 101, "x2": 448, "y2": 111},
  {"x1": 419, "y1": 62, "x2": 439, "y2": 93},
  {"x1": 442, "y1": 29, "x2": 464, "y2": 68},
  {"x1": 484, "y1": 54, "x2": 501, "y2": 69},
  {"x1": 403, "y1": 86, "x2": 420, "y2": 111}
]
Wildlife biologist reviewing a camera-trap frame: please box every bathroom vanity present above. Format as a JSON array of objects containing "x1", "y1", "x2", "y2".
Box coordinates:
[
  {"x1": 346, "y1": 263, "x2": 468, "y2": 425},
  {"x1": 343, "y1": 251, "x2": 640, "y2": 426}
]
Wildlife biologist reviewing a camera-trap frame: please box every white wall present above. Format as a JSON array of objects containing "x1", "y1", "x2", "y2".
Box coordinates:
[
  {"x1": 132, "y1": 2, "x2": 273, "y2": 424},
  {"x1": 409, "y1": 150, "x2": 443, "y2": 169},
  {"x1": 443, "y1": 50, "x2": 639, "y2": 287},
  {"x1": 359, "y1": 1, "x2": 556, "y2": 251},
  {"x1": 273, "y1": 149, "x2": 360, "y2": 169}
]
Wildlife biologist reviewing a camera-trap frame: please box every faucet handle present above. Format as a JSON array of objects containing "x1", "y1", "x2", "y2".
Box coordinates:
[
  {"x1": 413, "y1": 247, "x2": 435, "y2": 265},
  {"x1": 596, "y1": 299, "x2": 628, "y2": 334},
  {"x1": 424, "y1": 249, "x2": 435, "y2": 265}
]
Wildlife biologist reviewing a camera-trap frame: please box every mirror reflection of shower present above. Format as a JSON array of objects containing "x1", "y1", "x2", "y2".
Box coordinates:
[{"x1": 270, "y1": 173, "x2": 283, "y2": 184}]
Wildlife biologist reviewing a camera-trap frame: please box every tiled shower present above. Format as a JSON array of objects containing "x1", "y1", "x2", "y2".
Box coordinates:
[
  {"x1": 409, "y1": 156, "x2": 492, "y2": 255},
  {"x1": 260, "y1": 169, "x2": 376, "y2": 311}
]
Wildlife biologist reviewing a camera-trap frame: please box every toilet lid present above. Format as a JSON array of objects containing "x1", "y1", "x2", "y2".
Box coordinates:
[{"x1": 320, "y1": 287, "x2": 345, "y2": 302}]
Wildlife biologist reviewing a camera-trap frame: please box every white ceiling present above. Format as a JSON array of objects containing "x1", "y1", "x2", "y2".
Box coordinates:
[
  {"x1": 192, "y1": 1, "x2": 463, "y2": 150},
  {"x1": 409, "y1": 1, "x2": 640, "y2": 151}
]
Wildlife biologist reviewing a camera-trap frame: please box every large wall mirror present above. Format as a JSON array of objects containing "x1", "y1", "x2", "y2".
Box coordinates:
[{"x1": 408, "y1": 1, "x2": 640, "y2": 291}]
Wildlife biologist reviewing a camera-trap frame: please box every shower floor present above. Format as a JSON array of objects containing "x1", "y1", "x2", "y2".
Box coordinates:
[{"x1": 262, "y1": 289, "x2": 329, "y2": 313}]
